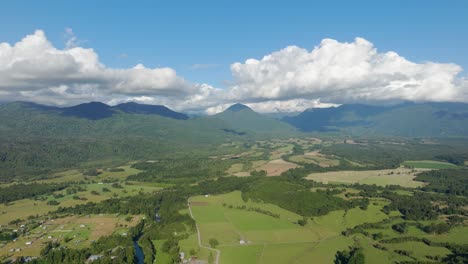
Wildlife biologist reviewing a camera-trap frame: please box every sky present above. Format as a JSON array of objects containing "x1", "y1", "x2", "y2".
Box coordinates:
[{"x1": 0, "y1": 0, "x2": 467, "y2": 113}]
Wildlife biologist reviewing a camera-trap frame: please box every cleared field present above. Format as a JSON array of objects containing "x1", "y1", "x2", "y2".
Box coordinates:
[
  {"x1": 226, "y1": 163, "x2": 244, "y2": 174},
  {"x1": 255, "y1": 159, "x2": 299, "y2": 176},
  {"x1": 402, "y1": 160, "x2": 459, "y2": 169},
  {"x1": 289, "y1": 151, "x2": 340, "y2": 167},
  {"x1": 306, "y1": 167, "x2": 426, "y2": 188},
  {"x1": 0, "y1": 215, "x2": 141, "y2": 259}
]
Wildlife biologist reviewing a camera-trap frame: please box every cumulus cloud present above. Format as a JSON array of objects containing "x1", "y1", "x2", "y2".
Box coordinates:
[
  {"x1": 228, "y1": 38, "x2": 467, "y2": 104},
  {"x1": 1, "y1": 30, "x2": 467, "y2": 114},
  {"x1": 0, "y1": 30, "x2": 216, "y2": 108}
]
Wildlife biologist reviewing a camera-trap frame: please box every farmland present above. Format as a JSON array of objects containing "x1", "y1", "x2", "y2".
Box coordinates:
[
  {"x1": 306, "y1": 167, "x2": 427, "y2": 187},
  {"x1": 188, "y1": 191, "x2": 405, "y2": 263},
  {"x1": 1, "y1": 137, "x2": 467, "y2": 263},
  {"x1": 0, "y1": 214, "x2": 142, "y2": 259}
]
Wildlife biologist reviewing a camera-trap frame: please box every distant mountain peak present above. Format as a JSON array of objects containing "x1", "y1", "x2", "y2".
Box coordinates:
[
  {"x1": 225, "y1": 103, "x2": 252, "y2": 112},
  {"x1": 61, "y1": 102, "x2": 113, "y2": 120},
  {"x1": 113, "y1": 102, "x2": 189, "y2": 120}
]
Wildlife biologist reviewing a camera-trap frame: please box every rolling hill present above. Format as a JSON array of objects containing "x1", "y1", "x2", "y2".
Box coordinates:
[{"x1": 212, "y1": 103, "x2": 296, "y2": 133}]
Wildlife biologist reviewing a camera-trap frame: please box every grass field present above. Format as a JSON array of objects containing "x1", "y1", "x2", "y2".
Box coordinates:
[
  {"x1": 306, "y1": 167, "x2": 426, "y2": 188},
  {"x1": 385, "y1": 241, "x2": 451, "y2": 260},
  {"x1": 189, "y1": 191, "x2": 399, "y2": 263},
  {"x1": 226, "y1": 163, "x2": 244, "y2": 174},
  {"x1": 402, "y1": 160, "x2": 459, "y2": 169}
]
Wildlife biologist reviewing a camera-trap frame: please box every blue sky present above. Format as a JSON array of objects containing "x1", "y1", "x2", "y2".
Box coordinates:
[
  {"x1": 0, "y1": 0, "x2": 467, "y2": 112},
  {"x1": 1, "y1": 0, "x2": 467, "y2": 86}
]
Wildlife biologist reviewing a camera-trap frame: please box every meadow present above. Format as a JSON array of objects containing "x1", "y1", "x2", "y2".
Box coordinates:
[{"x1": 402, "y1": 160, "x2": 460, "y2": 169}]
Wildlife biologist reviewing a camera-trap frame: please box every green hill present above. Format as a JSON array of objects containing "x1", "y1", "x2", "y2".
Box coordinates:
[{"x1": 211, "y1": 103, "x2": 296, "y2": 134}]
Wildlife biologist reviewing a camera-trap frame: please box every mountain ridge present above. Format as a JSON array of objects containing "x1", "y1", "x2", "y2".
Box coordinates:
[{"x1": 4, "y1": 101, "x2": 189, "y2": 120}]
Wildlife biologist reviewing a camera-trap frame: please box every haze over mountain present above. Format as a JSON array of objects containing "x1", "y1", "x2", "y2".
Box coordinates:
[{"x1": 284, "y1": 102, "x2": 468, "y2": 137}]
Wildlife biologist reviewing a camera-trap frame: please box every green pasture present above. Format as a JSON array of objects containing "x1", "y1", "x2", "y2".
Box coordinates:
[{"x1": 190, "y1": 191, "x2": 401, "y2": 263}]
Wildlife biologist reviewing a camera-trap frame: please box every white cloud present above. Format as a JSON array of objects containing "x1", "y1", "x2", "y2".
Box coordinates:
[
  {"x1": 0, "y1": 30, "x2": 216, "y2": 108},
  {"x1": 205, "y1": 99, "x2": 338, "y2": 114},
  {"x1": 64, "y1": 28, "x2": 79, "y2": 49},
  {"x1": 0, "y1": 31, "x2": 467, "y2": 114},
  {"x1": 228, "y1": 38, "x2": 466, "y2": 104}
]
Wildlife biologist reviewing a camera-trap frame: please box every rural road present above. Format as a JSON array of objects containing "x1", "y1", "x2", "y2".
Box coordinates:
[{"x1": 188, "y1": 197, "x2": 221, "y2": 264}]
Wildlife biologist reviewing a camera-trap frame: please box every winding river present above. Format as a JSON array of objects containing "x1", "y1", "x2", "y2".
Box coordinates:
[{"x1": 133, "y1": 235, "x2": 145, "y2": 264}]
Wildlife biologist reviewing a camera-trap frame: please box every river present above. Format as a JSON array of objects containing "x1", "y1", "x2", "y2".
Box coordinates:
[{"x1": 133, "y1": 235, "x2": 145, "y2": 264}]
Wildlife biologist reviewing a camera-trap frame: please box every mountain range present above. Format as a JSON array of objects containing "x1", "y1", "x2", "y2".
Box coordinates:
[
  {"x1": 283, "y1": 102, "x2": 468, "y2": 137},
  {"x1": 2, "y1": 101, "x2": 468, "y2": 138}
]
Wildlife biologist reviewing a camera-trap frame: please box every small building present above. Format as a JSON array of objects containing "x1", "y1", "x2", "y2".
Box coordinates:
[
  {"x1": 25, "y1": 242, "x2": 32, "y2": 245},
  {"x1": 239, "y1": 240, "x2": 246, "y2": 245},
  {"x1": 87, "y1": 255, "x2": 103, "y2": 262}
]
